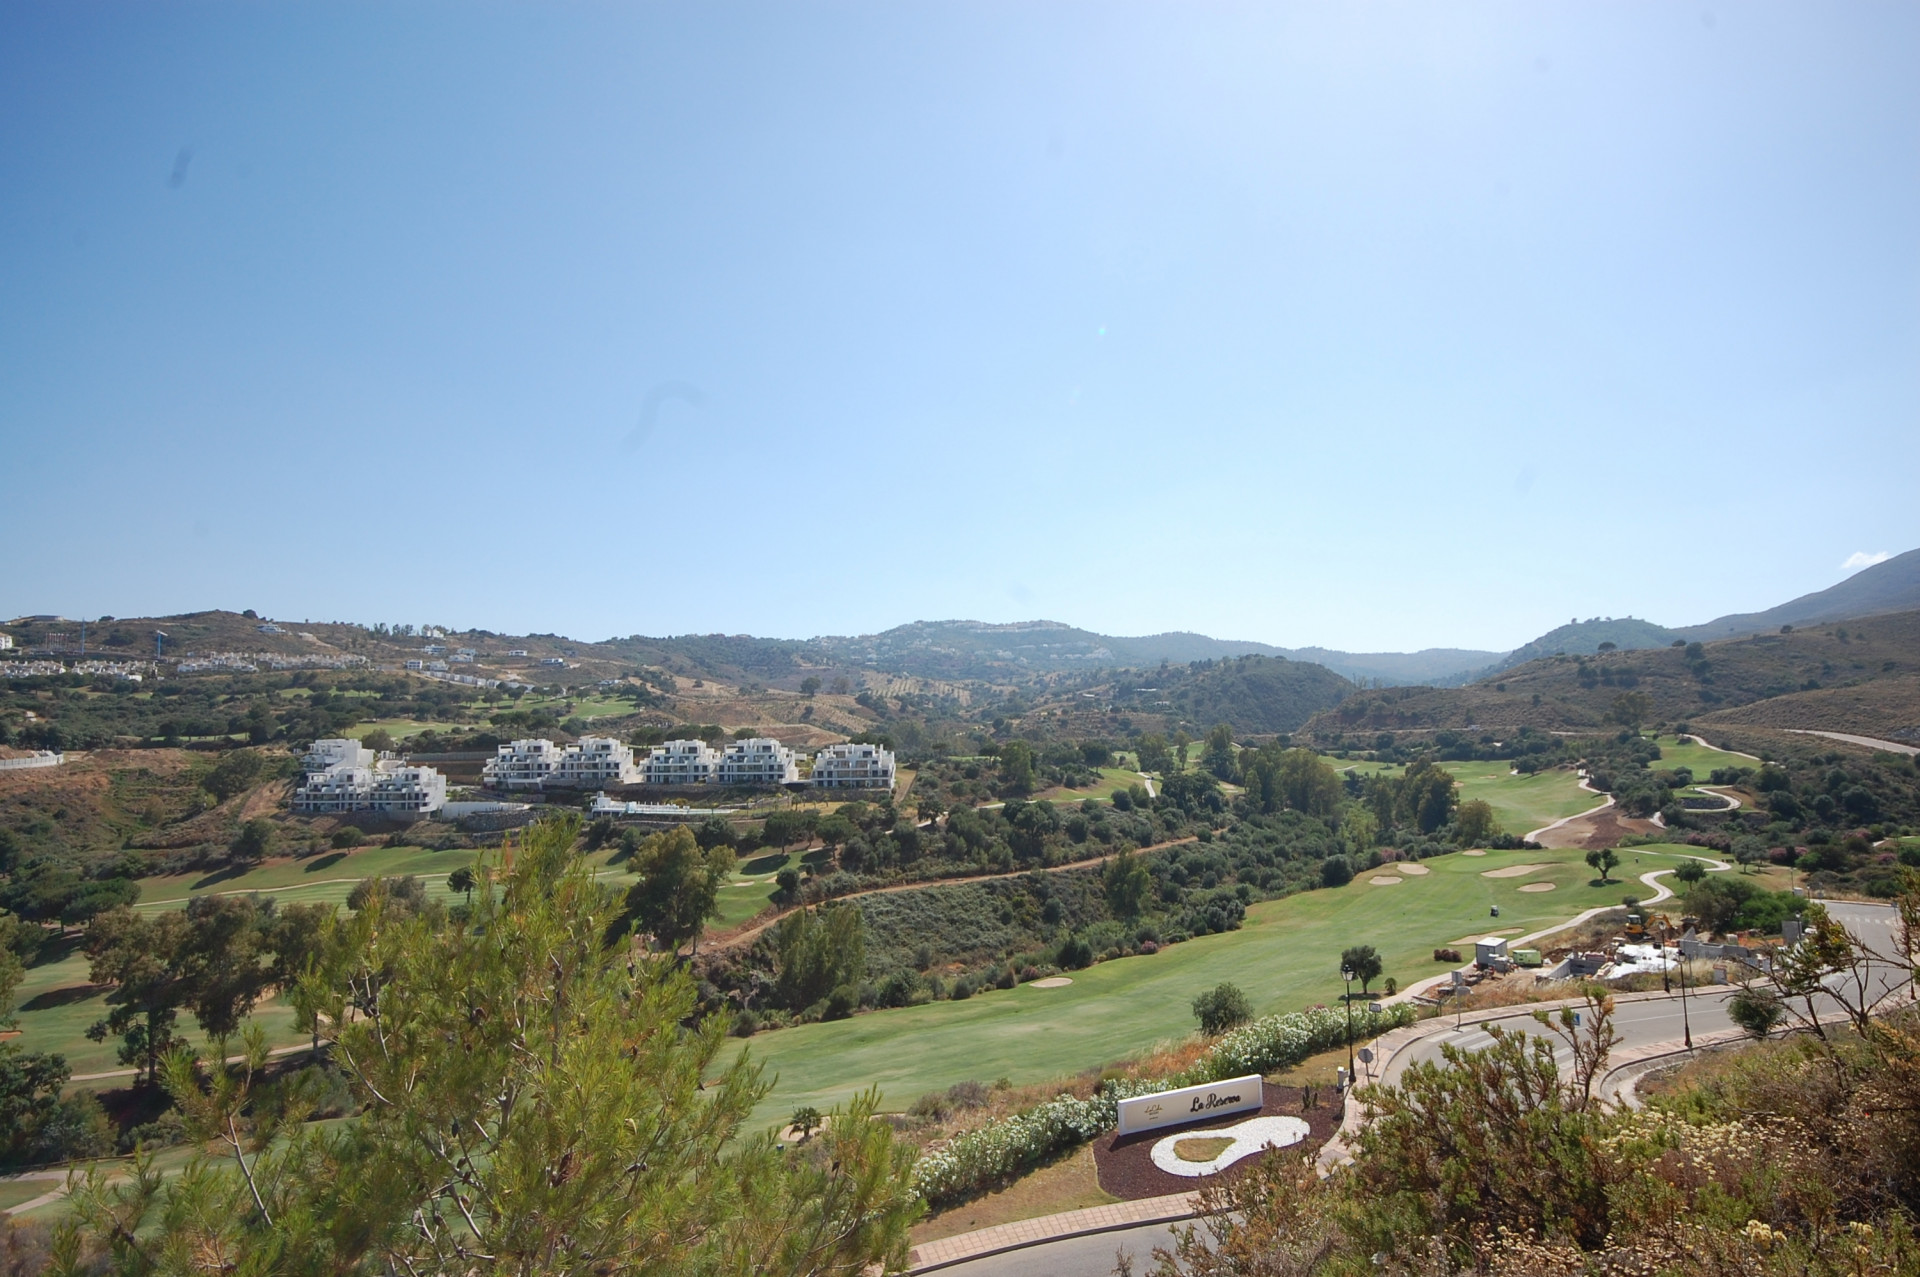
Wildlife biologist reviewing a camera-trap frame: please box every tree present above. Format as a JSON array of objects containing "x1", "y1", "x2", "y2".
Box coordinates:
[
  {"x1": 84, "y1": 907, "x2": 192, "y2": 1087},
  {"x1": 1320, "y1": 855, "x2": 1353, "y2": 888},
  {"x1": 1135, "y1": 733, "x2": 1172, "y2": 774},
  {"x1": 202, "y1": 749, "x2": 269, "y2": 803},
  {"x1": 1584, "y1": 847, "x2": 1620, "y2": 883},
  {"x1": 1397, "y1": 761, "x2": 1458, "y2": 835},
  {"x1": 1103, "y1": 848, "x2": 1151, "y2": 919},
  {"x1": 774, "y1": 904, "x2": 866, "y2": 1011},
  {"x1": 800, "y1": 675, "x2": 822, "y2": 697},
  {"x1": 1454, "y1": 799, "x2": 1500, "y2": 847},
  {"x1": 177, "y1": 895, "x2": 273, "y2": 1040},
  {"x1": 1606, "y1": 692, "x2": 1652, "y2": 730},
  {"x1": 763, "y1": 808, "x2": 816, "y2": 851},
  {"x1": 1192, "y1": 982, "x2": 1253, "y2": 1035},
  {"x1": 62, "y1": 814, "x2": 921, "y2": 1273},
  {"x1": 998, "y1": 740, "x2": 1035, "y2": 795},
  {"x1": 1341, "y1": 944, "x2": 1383, "y2": 995},
  {"x1": 1726, "y1": 986, "x2": 1784, "y2": 1039},
  {"x1": 1203, "y1": 724, "x2": 1239, "y2": 780},
  {"x1": 623, "y1": 826, "x2": 734, "y2": 955},
  {"x1": 1673, "y1": 858, "x2": 1708, "y2": 888},
  {"x1": 448, "y1": 865, "x2": 476, "y2": 903},
  {"x1": 229, "y1": 818, "x2": 275, "y2": 866}
]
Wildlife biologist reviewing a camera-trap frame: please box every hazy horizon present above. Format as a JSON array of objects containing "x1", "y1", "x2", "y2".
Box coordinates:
[{"x1": 4, "y1": 4, "x2": 1916, "y2": 651}]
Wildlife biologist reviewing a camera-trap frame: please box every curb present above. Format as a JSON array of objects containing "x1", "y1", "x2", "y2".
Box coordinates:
[{"x1": 907, "y1": 1192, "x2": 1203, "y2": 1273}]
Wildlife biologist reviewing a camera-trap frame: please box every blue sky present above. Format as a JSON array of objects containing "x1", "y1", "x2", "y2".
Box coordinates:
[{"x1": 3, "y1": 3, "x2": 1915, "y2": 653}]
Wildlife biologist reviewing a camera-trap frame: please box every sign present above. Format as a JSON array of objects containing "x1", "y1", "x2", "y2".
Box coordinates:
[
  {"x1": 1117, "y1": 1074, "x2": 1264, "y2": 1137},
  {"x1": 1358, "y1": 1047, "x2": 1374, "y2": 1065}
]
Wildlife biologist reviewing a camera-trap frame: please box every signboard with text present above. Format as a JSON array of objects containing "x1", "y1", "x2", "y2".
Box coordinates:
[{"x1": 1116, "y1": 1074, "x2": 1264, "y2": 1137}]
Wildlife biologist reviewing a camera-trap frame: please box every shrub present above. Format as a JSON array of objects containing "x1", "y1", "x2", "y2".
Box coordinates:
[
  {"x1": 731, "y1": 1009, "x2": 758, "y2": 1038},
  {"x1": 1191, "y1": 982, "x2": 1253, "y2": 1035},
  {"x1": 1321, "y1": 856, "x2": 1353, "y2": 888}
]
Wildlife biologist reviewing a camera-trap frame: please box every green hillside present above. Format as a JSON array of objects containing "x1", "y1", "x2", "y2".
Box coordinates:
[{"x1": 1164, "y1": 655, "x2": 1355, "y2": 734}]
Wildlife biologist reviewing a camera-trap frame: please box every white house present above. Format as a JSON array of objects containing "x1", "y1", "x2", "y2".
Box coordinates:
[
  {"x1": 0, "y1": 635, "x2": 13, "y2": 651},
  {"x1": 483, "y1": 739, "x2": 565, "y2": 790},
  {"x1": 640, "y1": 739, "x2": 721, "y2": 785},
  {"x1": 810, "y1": 742, "x2": 896, "y2": 791},
  {"x1": 718, "y1": 737, "x2": 800, "y2": 786},
  {"x1": 550, "y1": 736, "x2": 642, "y2": 788}
]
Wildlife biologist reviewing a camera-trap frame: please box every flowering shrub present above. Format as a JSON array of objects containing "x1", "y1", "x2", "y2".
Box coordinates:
[{"x1": 912, "y1": 1002, "x2": 1415, "y2": 1204}]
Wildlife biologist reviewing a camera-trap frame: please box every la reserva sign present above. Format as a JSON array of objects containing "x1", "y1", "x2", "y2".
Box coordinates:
[{"x1": 1116, "y1": 1074, "x2": 1264, "y2": 1136}]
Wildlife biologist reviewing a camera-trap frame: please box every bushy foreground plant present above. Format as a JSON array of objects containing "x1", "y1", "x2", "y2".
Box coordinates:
[{"x1": 51, "y1": 814, "x2": 921, "y2": 1276}]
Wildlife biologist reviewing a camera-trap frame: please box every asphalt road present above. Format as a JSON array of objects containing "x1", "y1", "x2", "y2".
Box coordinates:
[
  {"x1": 931, "y1": 902, "x2": 1909, "y2": 1277},
  {"x1": 929, "y1": 1221, "x2": 1183, "y2": 1277}
]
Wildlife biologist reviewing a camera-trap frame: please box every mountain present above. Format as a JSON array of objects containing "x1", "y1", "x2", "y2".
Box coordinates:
[
  {"x1": 1494, "y1": 618, "x2": 1683, "y2": 671},
  {"x1": 1282, "y1": 647, "x2": 1501, "y2": 686},
  {"x1": 1677, "y1": 549, "x2": 1920, "y2": 641}
]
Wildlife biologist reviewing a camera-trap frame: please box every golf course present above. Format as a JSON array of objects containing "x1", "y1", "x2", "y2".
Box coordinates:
[{"x1": 722, "y1": 842, "x2": 1696, "y2": 1126}]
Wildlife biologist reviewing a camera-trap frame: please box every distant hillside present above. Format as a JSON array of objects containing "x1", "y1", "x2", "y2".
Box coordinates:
[
  {"x1": 1278, "y1": 647, "x2": 1498, "y2": 686},
  {"x1": 1495, "y1": 618, "x2": 1682, "y2": 671},
  {"x1": 1297, "y1": 609, "x2": 1920, "y2": 741},
  {"x1": 1678, "y1": 549, "x2": 1920, "y2": 641},
  {"x1": 1161, "y1": 655, "x2": 1354, "y2": 735}
]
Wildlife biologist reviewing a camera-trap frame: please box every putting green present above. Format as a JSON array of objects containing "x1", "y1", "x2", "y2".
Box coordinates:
[{"x1": 723, "y1": 845, "x2": 1703, "y2": 1127}]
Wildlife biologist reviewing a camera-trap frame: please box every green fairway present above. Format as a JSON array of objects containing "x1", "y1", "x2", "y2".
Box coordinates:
[
  {"x1": 721, "y1": 844, "x2": 1694, "y2": 1127},
  {"x1": 1648, "y1": 735, "x2": 1756, "y2": 777},
  {"x1": 1453, "y1": 767, "x2": 1598, "y2": 838},
  {"x1": 12, "y1": 947, "x2": 303, "y2": 1078},
  {"x1": 339, "y1": 719, "x2": 447, "y2": 741},
  {"x1": 1035, "y1": 768, "x2": 1149, "y2": 805}
]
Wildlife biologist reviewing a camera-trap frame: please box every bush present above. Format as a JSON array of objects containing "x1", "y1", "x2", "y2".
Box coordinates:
[
  {"x1": 1055, "y1": 934, "x2": 1094, "y2": 970},
  {"x1": 330, "y1": 827, "x2": 366, "y2": 849},
  {"x1": 823, "y1": 984, "x2": 859, "y2": 1020},
  {"x1": 1191, "y1": 982, "x2": 1253, "y2": 1035},
  {"x1": 731, "y1": 1009, "x2": 758, "y2": 1037},
  {"x1": 1320, "y1": 856, "x2": 1353, "y2": 888}
]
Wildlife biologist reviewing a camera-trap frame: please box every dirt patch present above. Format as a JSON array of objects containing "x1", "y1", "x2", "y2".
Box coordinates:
[
  {"x1": 1093, "y1": 1087, "x2": 1339, "y2": 1200},
  {"x1": 1395, "y1": 863, "x2": 1430, "y2": 876},
  {"x1": 1517, "y1": 882, "x2": 1557, "y2": 893},
  {"x1": 1480, "y1": 864, "x2": 1548, "y2": 879},
  {"x1": 1533, "y1": 804, "x2": 1662, "y2": 851},
  {"x1": 1368, "y1": 876, "x2": 1402, "y2": 886},
  {"x1": 1451, "y1": 928, "x2": 1523, "y2": 943}
]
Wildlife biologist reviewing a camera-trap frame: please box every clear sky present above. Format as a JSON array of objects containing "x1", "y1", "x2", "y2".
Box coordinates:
[{"x1": 3, "y1": 3, "x2": 1916, "y2": 653}]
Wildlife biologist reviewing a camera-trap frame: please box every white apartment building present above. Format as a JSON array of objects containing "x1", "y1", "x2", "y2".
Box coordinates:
[
  {"x1": 483, "y1": 739, "x2": 565, "y2": 790},
  {"x1": 0, "y1": 635, "x2": 14, "y2": 651},
  {"x1": 810, "y1": 742, "x2": 896, "y2": 791},
  {"x1": 718, "y1": 737, "x2": 800, "y2": 786},
  {"x1": 291, "y1": 738, "x2": 446, "y2": 816},
  {"x1": 550, "y1": 736, "x2": 642, "y2": 788},
  {"x1": 640, "y1": 739, "x2": 721, "y2": 785},
  {"x1": 302, "y1": 738, "x2": 375, "y2": 774}
]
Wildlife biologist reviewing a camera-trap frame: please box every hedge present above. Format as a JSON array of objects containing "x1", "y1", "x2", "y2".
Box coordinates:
[{"x1": 912, "y1": 1002, "x2": 1416, "y2": 1204}]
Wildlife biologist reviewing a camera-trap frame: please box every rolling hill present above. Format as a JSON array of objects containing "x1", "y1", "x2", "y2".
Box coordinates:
[{"x1": 1678, "y1": 548, "x2": 1920, "y2": 641}]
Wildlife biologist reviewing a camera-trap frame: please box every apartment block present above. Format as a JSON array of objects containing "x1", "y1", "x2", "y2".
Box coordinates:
[
  {"x1": 810, "y1": 741, "x2": 896, "y2": 790},
  {"x1": 717, "y1": 737, "x2": 800, "y2": 786},
  {"x1": 549, "y1": 736, "x2": 642, "y2": 788},
  {"x1": 483, "y1": 739, "x2": 565, "y2": 790},
  {"x1": 640, "y1": 739, "x2": 721, "y2": 785}
]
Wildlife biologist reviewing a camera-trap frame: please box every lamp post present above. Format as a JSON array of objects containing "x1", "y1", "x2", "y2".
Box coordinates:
[
  {"x1": 1678, "y1": 938, "x2": 1694, "y2": 1051},
  {"x1": 1342, "y1": 966, "x2": 1356, "y2": 1082}
]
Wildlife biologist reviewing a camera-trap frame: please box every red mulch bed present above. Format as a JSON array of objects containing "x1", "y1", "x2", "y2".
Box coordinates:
[{"x1": 1092, "y1": 1085, "x2": 1342, "y2": 1200}]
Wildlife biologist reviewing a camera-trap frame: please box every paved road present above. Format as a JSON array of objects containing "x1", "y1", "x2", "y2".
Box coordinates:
[
  {"x1": 945, "y1": 902, "x2": 1909, "y2": 1276},
  {"x1": 929, "y1": 1221, "x2": 1182, "y2": 1277},
  {"x1": 1785, "y1": 729, "x2": 1919, "y2": 757}
]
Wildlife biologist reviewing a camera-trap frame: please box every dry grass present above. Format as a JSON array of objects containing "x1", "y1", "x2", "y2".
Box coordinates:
[{"x1": 909, "y1": 1143, "x2": 1116, "y2": 1244}]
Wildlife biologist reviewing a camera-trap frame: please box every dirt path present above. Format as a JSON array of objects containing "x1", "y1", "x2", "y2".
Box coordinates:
[
  {"x1": 705, "y1": 837, "x2": 1198, "y2": 951},
  {"x1": 1785, "y1": 729, "x2": 1919, "y2": 757}
]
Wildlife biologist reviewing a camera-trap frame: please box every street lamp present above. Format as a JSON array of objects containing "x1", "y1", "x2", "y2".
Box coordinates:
[
  {"x1": 1341, "y1": 966, "x2": 1356, "y2": 1082},
  {"x1": 1677, "y1": 936, "x2": 1694, "y2": 1051}
]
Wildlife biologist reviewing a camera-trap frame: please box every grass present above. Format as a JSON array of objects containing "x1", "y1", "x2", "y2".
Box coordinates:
[
  {"x1": 1034, "y1": 768, "x2": 1149, "y2": 805},
  {"x1": 1336, "y1": 761, "x2": 1598, "y2": 838},
  {"x1": 337, "y1": 720, "x2": 446, "y2": 742},
  {"x1": 1648, "y1": 734, "x2": 1757, "y2": 777},
  {"x1": 11, "y1": 945, "x2": 305, "y2": 1078},
  {"x1": 721, "y1": 844, "x2": 1706, "y2": 1127}
]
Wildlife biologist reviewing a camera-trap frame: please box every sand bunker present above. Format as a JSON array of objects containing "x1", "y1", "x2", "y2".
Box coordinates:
[
  {"x1": 1517, "y1": 882, "x2": 1557, "y2": 893},
  {"x1": 1461, "y1": 849, "x2": 1487, "y2": 857},
  {"x1": 1395, "y1": 863, "x2": 1430, "y2": 876},
  {"x1": 1028, "y1": 976, "x2": 1074, "y2": 988},
  {"x1": 1368, "y1": 876, "x2": 1402, "y2": 885},
  {"x1": 1480, "y1": 864, "x2": 1548, "y2": 879}
]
